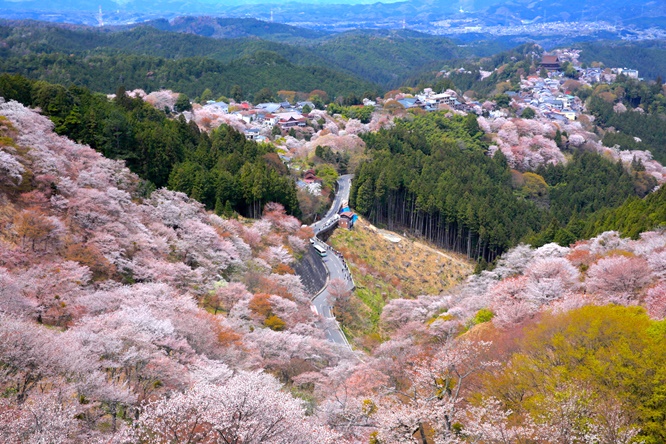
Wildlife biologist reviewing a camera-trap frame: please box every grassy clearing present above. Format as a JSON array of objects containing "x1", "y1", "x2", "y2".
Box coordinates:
[{"x1": 328, "y1": 217, "x2": 473, "y2": 349}]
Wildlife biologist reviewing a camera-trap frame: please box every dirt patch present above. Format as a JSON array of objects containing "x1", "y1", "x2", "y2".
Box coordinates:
[{"x1": 328, "y1": 217, "x2": 473, "y2": 347}]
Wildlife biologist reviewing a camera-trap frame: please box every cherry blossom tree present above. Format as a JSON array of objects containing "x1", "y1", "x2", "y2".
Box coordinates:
[
  {"x1": 461, "y1": 397, "x2": 537, "y2": 443},
  {"x1": 531, "y1": 385, "x2": 640, "y2": 444},
  {"x1": 0, "y1": 150, "x2": 25, "y2": 186},
  {"x1": 205, "y1": 282, "x2": 251, "y2": 314},
  {"x1": 586, "y1": 255, "x2": 651, "y2": 303},
  {"x1": 374, "y1": 340, "x2": 498, "y2": 443},
  {"x1": 380, "y1": 297, "x2": 432, "y2": 331},
  {"x1": 645, "y1": 282, "x2": 666, "y2": 319},
  {"x1": 489, "y1": 276, "x2": 537, "y2": 329},
  {"x1": 647, "y1": 249, "x2": 666, "y2": 280},
  {"x1": 130, "y1": 371, "x2": 341, "y2": 444},
  {"x1": 0, "y1": 267, "x2": 35, "y2": 316},
  {"x1": 0, "y1": 313, "x2": 59, "y2": 403},
  {"x1": 0, "y1": 392, "x2": 78, "y2": 444},
  {"x1": 524, "y1": 257, "x2": 580, "y2": 304}
]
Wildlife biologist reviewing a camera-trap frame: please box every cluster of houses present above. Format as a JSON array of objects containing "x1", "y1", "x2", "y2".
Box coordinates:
[
  {"x1": 518, "y1": 75, "x2": 581, "y2": 122},
  {"x1": 202, "y1": 99, "x2": 314, "y2": 142},
  {"x1": 506, "y1": 52, "x2": 640, "y2": 122},
  {"x1": 577, "y1": 67, "x2": 638, "y2": 83},
  {"x1": 542, "y1": 50, "x2": 640, "y2": 82},
  {"x1": 391, "y1": 88, "x2": 483, "y2": 114}
]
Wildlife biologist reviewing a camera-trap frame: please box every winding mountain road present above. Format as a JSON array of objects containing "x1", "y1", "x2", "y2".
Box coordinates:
[{"x1": 310, "y1": 174, "x2": 354, "y2": 349}]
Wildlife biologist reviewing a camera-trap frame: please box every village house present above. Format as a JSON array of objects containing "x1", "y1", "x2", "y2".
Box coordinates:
[
  {"x1": 433, "y1": 92, "x2": 459, "y2": 107},
  {"x1": 277, "y1": 111, "x2": 307, "y2": 129},
  {"x1": 618, "y1": 68, "x2": 639, "y2": 79},
  {"x1": 262, "y1": 113, "x2": 278, "y2": 128},
  {"x1": 338, "y1": 211, "x2": 357, "y2": 229},
  {"x1": 296, "y1": 101, "x2": 315, "y2": 110},
  {"x1": 296, "y1": 169, "x2": 323, "y2": 196},
  {"x1": 256, "y1": 103, "x2": 283, "y2": 114},
  {"x1": 237, "y1": 110, "x2": 257, "y2": 124},
  {"x1": 207, "y1": 101, "x2": 229, "y2": 113},
  {"x1": 243, "y1": 128, "x2": 261, "y2": 141},
  {"x1": 559, "y1": 109, "x2": 577, "y2": 121}
]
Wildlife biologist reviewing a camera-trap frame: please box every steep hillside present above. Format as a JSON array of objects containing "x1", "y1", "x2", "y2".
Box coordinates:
[
  {"x1": 313, "y1": 29, "x2": 461, "y2": 86},
  {"x1": 0, "y1": 22, "x2": 327, "y2": 65},
  {"x1": 0, "y1": 50, "x2": 375, "y2": 101},
  {"x1": 0, "y1": 75, "x2": 302, "y2": 218},
  {"x1": 0, "y1": 23, "x2": 376, "y2": 98},
  {"x1": 576, "y1": 40, "x2": 666, "y2": 81},
  {"x1": 0, "y1": 21, "x2": 465, "y2": 89},
  {"x1": 371, "y1": 230, "x2": 666, "y2": 443},
  {"x1": 0, "y1": 98, "x2": 351, "y2": 441},
  {"x1": 580, "y1": 185, "x2": 666, "y2": 239},
  {"x1": 327, "y1": 217, "x2": 472, "y2": 348}
]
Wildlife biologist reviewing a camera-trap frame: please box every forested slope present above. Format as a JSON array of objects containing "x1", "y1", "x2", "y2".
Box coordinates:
[
  {"x1": 0, "y1": 74, "x2": 300, "y2": 217},
  {"x1": 0, "y1": 99, "x2": 347, "y2": 442},
  {"x1": 0, "y1": 22, "x2": 327, "y2": 66},
  {"x1": 577, "y1": 40, "x2": 666, "y2": 80},
  {"x1": 579, "y1": 185, "x2": 666, "y2": 239},
  {"x1": 0, "y1": 23, "x2": 378, "y2": 100},
  {"x1": 350, "y1": 112, "x2": 652, "y2": 261},
  {"x1": 0, "y1": 21, "x2": 466, "y2": 91}
]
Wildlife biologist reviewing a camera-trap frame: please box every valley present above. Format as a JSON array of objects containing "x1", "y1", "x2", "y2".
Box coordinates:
[{"x1": 0, "y1": 8, "x2": 666, "y2": 444}]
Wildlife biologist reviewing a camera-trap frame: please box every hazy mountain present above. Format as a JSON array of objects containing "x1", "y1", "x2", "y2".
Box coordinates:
[
  {"x1": 145, "y1": 16, "x2": 330, "y2": 42},
  {"x1": 1, "y1": 0, "x2": 664, "y2": 30},
  {"x1": 0, "y1": 20, "x2": 466, "y2": 88}
]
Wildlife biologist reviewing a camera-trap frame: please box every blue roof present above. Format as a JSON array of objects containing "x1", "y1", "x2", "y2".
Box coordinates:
[
  {"x1": 397, "y1": 98, "x2": 417, "y2": 108},
  {"x1": 256, "y1": 103, "x2": 281, "y2": 113}
]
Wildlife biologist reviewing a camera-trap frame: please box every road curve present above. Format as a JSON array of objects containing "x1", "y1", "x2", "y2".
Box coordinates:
[{"x1": 310, "y1": 174, "x2": 354, "y2": 349}]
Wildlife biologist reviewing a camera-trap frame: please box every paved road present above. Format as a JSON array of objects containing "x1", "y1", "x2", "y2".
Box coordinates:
[
  {"x1": 310, "y1": 174, "x2": 354, "y2": 349},
  {"x1": 312, "y1": 173, "x2": 353, "y2": 234}
]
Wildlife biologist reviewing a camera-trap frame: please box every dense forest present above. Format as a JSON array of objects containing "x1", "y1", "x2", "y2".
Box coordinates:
[
  {"x1": 0, "y1": 22, "x2": 329, "y2": 67},
  {"x1": 576, "y1": 40, "x2": 666, "y2": 80},
  {"x1": 0, "y1": 73, "x2": 300, "y2": 217},
  {"x1": 146, "y1": 16, "x2": 330, "y2": 42},
  {"x1": 351, "y1": 112, "x2": 654, "y2": 261},
  {"x1": 351, "y1": 112, "x2": 544, "y2": 262},
  {"x1": 578, "y1": 184, "x2": 666, "y2": 239},
  {"x1": 0, "y1": 49, "x2": 376, "y2": 103},
  {"x1": 588, "y1": 94, "x2": 666, "y2": 164},
  {"x1": 0, "y1": 22, "x2": 382, "y2": 101},
  {"x1": 0, "y1": 21, "x2": 470, "y2": 91},
  {"x1": 311, "y1": 30, "x2": 461, "y2": 87}
]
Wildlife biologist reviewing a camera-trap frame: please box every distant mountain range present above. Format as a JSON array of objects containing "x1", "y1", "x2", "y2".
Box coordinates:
[
  {"x1": 0, "y1": 0, "x2": 664, "y2": 31},
  {"x1": 0, "y1": 20, "x2": 471, "y2": 88}
]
